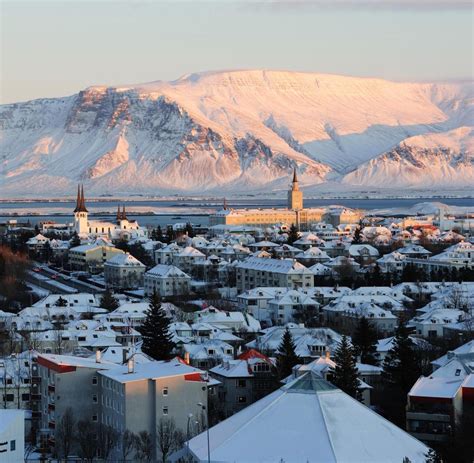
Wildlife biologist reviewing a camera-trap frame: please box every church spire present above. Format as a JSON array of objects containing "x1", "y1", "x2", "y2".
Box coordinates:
[
  {"x1": 122, "y1": 205, "x2": 127, "y2": 221},
  {"x1": 223, "y1": 198, "x2": 228, "y2": 210},
  {"x1": 74, "y1": 184, "x2": 88, "y2": 213},
  {"x1": 293, "y1": 167, "x2": 298, "y2": 184},
  {"x1": 116, "y1": 205, "x2": 122, "y2": 222}
]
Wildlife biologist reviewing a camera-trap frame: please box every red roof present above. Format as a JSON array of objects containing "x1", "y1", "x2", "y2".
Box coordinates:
[{"x1": 238, "y1": 349, "x2": 271, "y2": 363}]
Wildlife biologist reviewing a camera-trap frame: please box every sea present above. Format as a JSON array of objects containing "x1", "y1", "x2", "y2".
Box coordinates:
[{"x1": 1, "y1": 197, "x2": 473, "y2": 228}]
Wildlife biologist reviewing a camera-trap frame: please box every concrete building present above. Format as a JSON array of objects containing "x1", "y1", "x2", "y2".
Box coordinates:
[
  {"x1": 144, "y1": 264, "x2": 191, "y2": 297},
  {"x1": 210, "y1": 171, "x2": 332, "y2": 230},
  {"x1": 104, "y1": 252, "x2": 146, "y2": 290},
  {"x1": 69, "y1": 243, "x2": 124, "y2": 272},
  {"x1": 99, "y1": 358, "x2": 210, "y2": 461},
  {"x1": 209, "y1": 350, "x2": 277, "y2": 418},
  {"x1": 0, "y1": 410, "x2": 25, "y2": 463},
  {"x1": 235, "y1": 257, "x2": 314, "y2": 292},
  {"x1": 36, "y1": 353, "x2": 116, "y2": 452}
]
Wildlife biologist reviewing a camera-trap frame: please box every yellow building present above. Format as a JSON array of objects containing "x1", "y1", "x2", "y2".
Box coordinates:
[{"x1": 210, "y1": 170, "x2": 329, "y2": 229}]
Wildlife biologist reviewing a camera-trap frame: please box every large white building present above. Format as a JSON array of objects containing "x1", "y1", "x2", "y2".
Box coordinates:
[
  {"x1": 144, "y1": 264, "x2": 191, "y2": 297},
  {"x1": 235, "y1": 256, "x2": 314, "y2": 292},
  {"x1": 104, "y1": 252, "x2": 146, "y2": 289}
]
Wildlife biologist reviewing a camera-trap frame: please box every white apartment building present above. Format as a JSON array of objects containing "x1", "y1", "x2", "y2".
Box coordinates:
[
  {"x1": 104, "y1": 252, "x2": 146, "y2": 290},
  {"x1": 235, "y1": 257, "x2": 314, "y2": 292},
  {"x1": 144, "y1": 264, "x2": 191, "y2": 297}
]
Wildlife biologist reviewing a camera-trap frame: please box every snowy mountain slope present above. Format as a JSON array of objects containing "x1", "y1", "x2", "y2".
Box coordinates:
[
  {"x1": 342, "y1": 127, "x2": 474, "y2": 188},
  {"x1": 0, "y1": 70, "x2": 472, "y2": 197}
]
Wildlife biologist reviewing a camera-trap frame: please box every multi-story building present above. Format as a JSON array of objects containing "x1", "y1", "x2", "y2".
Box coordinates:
[
  {"x1": 98, "y1": 358, "x2": 211, "y2": 461},
  {"x1": 144, "y1": 264, "x2": 191, "y2": 297},
  {"x1": 209, "y1": 350, "x2": 277, "y2": 418},
  {"x1": 69, "y1": 243, "x2": 124, "y2": 272},
  {"x1": 36, "y1": 353, "x2": 116, "y2": 452},
  {"x1": 235, "y1": 257, "x2": 314, "y2": 292},
  {"x1": 406, "y1": 353, "x2": 474, "y2": 445},
  {"x1": 104, "y1": 252, "x2": 146, "y2": 290},
  {"x1": 209, "y1": 171, "x2": 329, "y2": 230}
]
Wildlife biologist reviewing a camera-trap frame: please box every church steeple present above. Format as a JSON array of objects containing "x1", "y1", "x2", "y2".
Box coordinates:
[
  {"x1": 288, "y1": 168, "x2": 303, "y2": 211},
  {"x1": 122, "y1": 205, "x2": 127, "y2": 221},
  {"x1": 223, "y1": 198, "x2": 228, "y2": 211},
  {"x1": 116, "y1": 205, "x2": 122, "y2": 222},
  {"x1": 74, "y1": 184, "x2": 88, "y2": 213}
]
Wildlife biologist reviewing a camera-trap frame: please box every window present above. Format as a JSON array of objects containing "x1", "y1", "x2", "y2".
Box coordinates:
[
  {"x1": 92, "y1": 376, "x2": 98, "y2": 385},
  {"x1": 92, "y1": 394, "x2": 98, "y2": 403},
  {"x1": 163, "y1": 406, "x2": 168, "y2": 415},
  {"x1": 92, "y1": 415, "x2": 98, "y2": 422},
  {"x1": 236, "y1": 379, "x2": 246, "y2": 388},
  {"x1": 22, "y1": 393, "x2": 30, "y2": 402},
  {"x1": 10, "y1": 440, "x2": 16, "y2": 451},
  {"x1": 162, "y1": 387, "x2": 168, "y2": 396},
  {"x1": 237, "y1": 396, "x2": 247, "y2": 404},
  {"x1": 4, "y1": 394, "x2": 14, "y2": 402}
]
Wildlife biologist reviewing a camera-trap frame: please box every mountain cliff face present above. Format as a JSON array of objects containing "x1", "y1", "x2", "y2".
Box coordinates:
[{"x1": 0, "y1": 70, "x2": 472, "y2": 196}]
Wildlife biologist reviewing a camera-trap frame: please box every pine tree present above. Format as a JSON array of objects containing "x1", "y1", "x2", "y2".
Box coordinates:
[
  {"x1": 55, "y1": 296, "x2": 68, "y2": 307},
  {"x1": 330, "y1": 335, "x2": 360, "y2": 399},
  {"x1": 99, "y1": 289, "x2": 120, "y2": 312},
  {"x1": 276, "y1": 327, "x2": 300, "y2": 379},
  {"x1": 184, "y1": 222, "x2": 195, "y2": 238},
  {"x1": 287, "y1": 224, "x2": 299, "y2": 245},
  {"x1": 352, "y1": 226, "x2": 362, "y2": 244},
  {"x1": 352, "y1": 316, "x2": 379, "y2": 366},
  {"x1": 141, "y1": 292, "x2": 175, "y2": 361},
  {"x1": 166, "y1": 226, "x2": 175, "y2": 244},
  {"x1": 70, "y1": 232, "x2": 81, "y2": 248},
  {"x1": 382, "y1": 320, "x2": 421, "y2": 425}
]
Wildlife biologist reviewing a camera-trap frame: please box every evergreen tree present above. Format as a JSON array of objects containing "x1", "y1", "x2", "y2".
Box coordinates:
[
  {"x1": 382, "y1": 320, "x2": 421, "y2": 425},
  {"x1": 152, "y1": 225, "x2": 164, "y2": 242},
  {"x1": 128, "y1": 243, "x2": 153, "y2": 267},
  {"x1": 42, "y1": 240, "x2": 52, "y2": 262},
  {"x1": 70, "y1": 232, "x2": 81, "y2": 248},
  {"x1": 141, "y1": 292, "x2": 175, "y2": 360},
  {"x1": 55, "y1": 296, "x2": 68, "y2": 307},
  {"x1": 352, "y1": 226, "x2": 362, "y2": 244},
  {"x1": 99, "y1": 289, "x2": 120, "y2": 312},
  {"x1": 352, "y1": 316, "x2": 379, "y2": 365},
  {"x1": 166, "y1": 226, "x2": 175, "y2": 244},
  {"x1": 276, "y1": 327, "x2": 300, "y2": 379},
  {"x1": 184, "y1": 222, "x2": 195, "y2": 238},
  {"x1": 330, "y1": 335, "x2": 360, "y2": 399},
  {"x1": 287, "y1": 224, "x2": 299, "y2": 245}
]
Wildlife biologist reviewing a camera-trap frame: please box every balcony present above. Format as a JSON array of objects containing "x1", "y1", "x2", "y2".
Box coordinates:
[
  {"x1": 48, "y1": 384, "x2": 55, "y2": 393},
  {"x1": 48, "y1": 420, "x2": 55, "y2": 429},
  {"x1": 31, "y1": 394, "x2": 41, "y2": 401},
  {"x1": 48, "y1": 403, "x2": 55, "y2": 411},
  {"x1": 406, "y1": 411, "x2": 451, "y2": 423},
  {"x1": 409, "y1": 431, "x2": 449, "y2": 443},
  {"x1": 32, "y1": 376, "x2": 42, "y2": 384}
]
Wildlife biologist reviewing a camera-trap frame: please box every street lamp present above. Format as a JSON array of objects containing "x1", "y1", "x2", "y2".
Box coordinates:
[
  {"x1": 186, "y1": 413, "x2": 193, "y2": 460},
  {"x1": 197, "y1": 401, "x2": 210, "y2": 463}
]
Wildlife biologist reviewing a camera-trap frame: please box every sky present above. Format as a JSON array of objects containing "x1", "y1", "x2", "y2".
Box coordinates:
[{"x1": 1, "y1": 0, "x2": 472, "y2": 104}]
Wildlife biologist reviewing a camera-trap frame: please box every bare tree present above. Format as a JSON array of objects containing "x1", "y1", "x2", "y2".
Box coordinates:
[
  {"x1": 76, "y1": 419, "x2": 99, "y2": 462},
  {"x1": 56, "y1": 407, "x2": 76, "y2": 459},
  {"x1": 156, "y1": 417, "x2": 183, "y2": 463},
  {"x1": 120, "y1": 429, "x2": 138, "y2": 461},
  {"x1": 97, "y1": 423, "x2": 120, "y2": 461},
  {"x1": 135, "y1": 430, "x2": 154, "y2": 462}
]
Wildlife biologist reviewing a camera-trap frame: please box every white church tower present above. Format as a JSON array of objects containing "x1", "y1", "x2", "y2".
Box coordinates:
[
  {"x1": 288, "y1": 168, "x2": 303, "y2": 211},
  {"x1": 73, "y1": 184, "x2": 89, "y2": 235}
]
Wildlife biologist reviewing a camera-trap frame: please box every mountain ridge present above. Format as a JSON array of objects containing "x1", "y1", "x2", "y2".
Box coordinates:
[{"x1": 1, "y1": 69, "x2": 472, "y2": 197}]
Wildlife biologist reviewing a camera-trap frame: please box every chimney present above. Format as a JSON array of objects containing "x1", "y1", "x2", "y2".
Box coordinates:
[
  {"x1": 184, "y1": 352, "x2": 190, "y2": 365},
  {"x1": 127, "y1": 358, "x2": 135, "y2": 374},
  {"x1": 122, "y1": 347, "x2": 129, "y2": 365},
  {"x1": 325, "y1": 350, "x2": 330, "y2": 360},
  {"x1": 95, "y1": 350, "x2": 101, "y2": 363}
]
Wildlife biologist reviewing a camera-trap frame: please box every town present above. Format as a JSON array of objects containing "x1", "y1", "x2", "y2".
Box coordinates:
[{"x1": 0, "y1": 172, "x2": 473, "y2": 462}]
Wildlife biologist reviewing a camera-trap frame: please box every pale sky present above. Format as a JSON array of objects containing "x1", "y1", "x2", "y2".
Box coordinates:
[{"x1": 1, "y1": 0, "x2": 472, "y2": 104}]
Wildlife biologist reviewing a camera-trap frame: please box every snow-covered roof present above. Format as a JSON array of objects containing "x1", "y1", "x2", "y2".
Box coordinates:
[
  {"x1": 145, "y1": 264, "x2": 190, "y2": 278},
  {"x1": 105, "y1": 252, "x2": 145, "y2": 267},
  {"x1": 236, "y1": 257, "x2": 313, "y2": 275},
  {"x1": 187, "y1": 372, "x2": 428, "y2": 463}
]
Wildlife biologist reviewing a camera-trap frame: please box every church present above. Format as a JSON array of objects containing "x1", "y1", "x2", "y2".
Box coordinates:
[
  {"x1": 73, "y1": 185, "x2": 148, "y2": 241},
  {"x1": 209, "y1": 170, "x2": 358, "y2": 229}
]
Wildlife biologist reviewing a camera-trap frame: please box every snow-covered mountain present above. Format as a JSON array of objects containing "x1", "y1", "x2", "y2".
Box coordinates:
[{"x1": 0, "y1": 70, "x2": 472, "y2": 197}]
